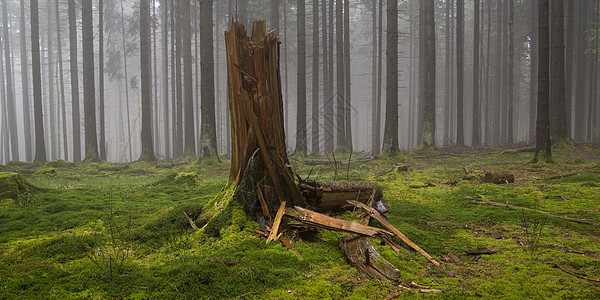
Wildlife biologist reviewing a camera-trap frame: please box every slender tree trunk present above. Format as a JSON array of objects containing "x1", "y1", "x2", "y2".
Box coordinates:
[
  {"x1": 153, "y1": 0, "x2": 159, "y2": 155},
  {"x1": 55, "y1": 0, "x2": 68, "y2": 161},
  {"x1": 550, "y1": 0, "x2": 567, "y2": 141},
  {"x1": 371, "y1": 0, "x2": 379, "y2": 155},
  {"x1": 47, "y1": 0, "x2": 57, "y2": 160},
  {"x1": 344, "y1": 0, "x2": 352, "y2": 150},
  {"x1": 422, "y1": 0, "x2": 436, "y2": 148},
  {"x1": 456, "y1": 0, "x2": 464, "y2": 146},
  {"x1": 162, "y1": 0, "x2": 170, "y2": 158},
  {"x1": 98, "y1": 0, "x2": 106, "y2": 160},
  {"x1": 200, "y1": 0, "x2": 218, "y2": 157},
  {"x1": 82, "y1": 0, "x2": 99, "y2": 162},
  {"x1": 68, "y1": 0, "x2": 81, "y2": 162},
  {"x1": 472, "y1": 0, "x2": 481, "y2": 146},
  {"x1": 444, "y1": 0, "x2": 451, "y2": 146},
  {"x1": 335, "y1": 0, "x2": 346, "y2": 151},
  {"x1": 485, "y1": 0, "x2": 491, "y2": 145},
  {"x1": 534, "y1": 0, "x2": 551, "y2": 162},
  {"x1": 120, "y1": 0, "x2": 132, "y2": 161},
  {"x1": 20, "y1": 0, "x2": 32, "y2": 162},
  {"x1": 2, "y1": 0, "x2": 18, "y2": 162},
  {"x1": 564, "y1": 0, "x2": 574, "y2": 137},
  {"x1": 500, "y1": 0, "x2": 509, "y2": 144},
  {"x1": 383, "y1": 0, "x2": 398, "y2": 155},
  {"x1": 529, "y1": 0, "x2": 538, "y2": 143},
  {"x1": 182, "y1": 0, "x2": 195, "y2": 156},
  {"x1": 0, "y1": 38, "x2": 8, "y2": 163},
  {"x1": 417, "y1": 0, "x2": 425, "y2": 146},
  {"x1": 323, "y1": 0, "x2": 332, "y2": 154},
  {"x1": 376, "y1": 0, "x2": 383, "y2": 151},
  {"x1": 139, "y1": 0, "x2": 155, "y2": 161},
  {"x1": 311, "y1": 0, "x2": 320, "y2": 155},
  {"x1": 31, "y1": 0, "x2": 46, "y2": 162},
  {"x1": 574, "y1": 1, "x2": 587, "y2": 141},
  {"x1": 507, "y1": 0, "x2": 514, "y2": 144},
  {"x1": 170, "y1": 0, "x2": 177, "y2": 156},
  {"x1": 295, "y1": 0, "x2": 307, "y2": 153},
  {"x1": 271, "y1": 0, "x2": 279, "y2": 34},
  {"x1": 324, "y1": 0, "x2": 334, "y2": 153},
  {"x1": 175, "y1": 0, "x2": 183, "y2": 157},
  {"x1": 195, "y1": 1, "x2": 201, "y2": 154}
]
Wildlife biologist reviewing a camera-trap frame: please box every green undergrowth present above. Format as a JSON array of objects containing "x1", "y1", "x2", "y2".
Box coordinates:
[{"x1": 1, "y1": 143, "x2": 600, "y2": 298}]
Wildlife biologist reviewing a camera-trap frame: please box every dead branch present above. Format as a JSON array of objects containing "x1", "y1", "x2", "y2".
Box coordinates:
[
  {"x1": 463, "y1": 195, "x2": 592, "y2": 225},
  {"x1": 554, "y1": 263, "x2": 600, "y2": 283}
]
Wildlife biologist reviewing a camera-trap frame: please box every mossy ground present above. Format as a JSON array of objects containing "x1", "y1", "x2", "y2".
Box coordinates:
[{"x1": 1, "y1": 143, "x2": 599, "y2": 299}]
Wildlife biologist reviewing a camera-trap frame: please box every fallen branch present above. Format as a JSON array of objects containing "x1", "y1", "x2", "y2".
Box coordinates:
[
  {"x1": 285, "y1": 206, "x2": 392, "y2": 237},
  {"x1": 348, "y1": 200, "x2": 441, "y2": 266},
  {"x1": 182, "y1": 211, "x2": 198, "y2": 230},
  {"x1": 554, "y1": 263, "x2": 600, "y2": 283},
  {"x1": 463, "y1": 195, "x2": 592, "y2": 225},
  {"x1": 266, "y1": 201, "x2": 286, "y2": 243}
]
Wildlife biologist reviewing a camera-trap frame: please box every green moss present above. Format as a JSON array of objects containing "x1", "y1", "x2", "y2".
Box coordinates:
[
  {"x1": 34, "y1": 167, "x2": 58, "y2": 176},
  {"x1": 0, "y1": 172, "x2": 36, "y2": 201},
  {"x1": 151, "y1": 172, "x2": 203, "y2": 187},
  {"x1": 44, "y1": 159, "x2": 76, "y2": 169}
]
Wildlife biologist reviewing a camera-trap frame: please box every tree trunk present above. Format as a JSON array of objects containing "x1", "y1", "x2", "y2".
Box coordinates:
[
  {"x1": 271, "y1": 0, "x2": 279, "y2": 34},
  {"x1": 175, "y1": 0, "x2": 183, "y2": 158},
  {"x1": 295, "y1": 0, "x2": 307, "y2": 153},
  {"x1": 311, "y1": 0, "x2": 320, "y2": 155},
  {"x1": 20, "y1": 0, "x2": 32, "y2": 162},
  {"x1": 182, "y1": 0, "x2": 196, "y2": 156},
  {"x1": 550, "y1": 0, "x2": 567, "y2": 141},
  {"x1": 335, "y1": 0, "x2": 346, "y2": 152},
  {"x1": 68, "y1": 0, "x2": 81, "y2": 162},
  {"x1": 324, "y1": 0, "x2": 334, "y2": 153},
  {"x1": 507, "y1": 0, "x2": 514, "y2": 144},
  {"x1": 383, "y1": 0, "x2": 398, "y2": 155},
  {"x1": 456, "y1": 0, "x2": 464, "y2": 146},
  {"x1": 564, "y1": 0, "x2": 574, "y2": 137},
  {"x1": 120, "y1": 0, "x2": 132, "y2": 161},
  {"x1": 444, "y1": 0, "x2": 451, "y2": 146},
  {"x1": 82, "y1": 0, "x2": 99, "y2": 162},
  {"x1": 534, "y1": 0, "x2": 551, "y2": 162},
  {"x1": 162, "y1": 0, "x2": 170, "y2": 158},
  {"x1": 322, "y1": 0, "x2": 331, "y2": 154},
  {"x1": 47, "y1": 0, "x2": 57, "y2": 160},
  {"x1": 573, "y1": 1, "x2": 587, "y2": 141},
  {"x1": 97, "y1": 0, "x2": 106, "y2": 160},
  {"x1": 344, "y1": 0, "x2": 352, "y2": 150},
  {"x1": 529, "y1": 0, "x2": 537, "y2": 143},
  {"x1": 472, "y1": 0, "x2": 481, "y2": 146},
  {"x1": 153, "y1": 0, "x2": 159, "y2": 156},
  {"x1": 371, "y1": 0, "x2": 379, "y2": 155},
  {"x1": 2, "y1": 0, "x2": 19, "y2": 162},
  {"x1": 55, "y1": 0, "x2": 68, "y2": 161},
  {"x1": 422, "y1": 0, "x2": 436, "y2": 148},
  {"x1": 199, "y1": 0, "x2": 218, "y2": 158},
  {"x1": 139, "y1": 0, "x2": 155, "y2": 161},
  {"x1": 31, "y1": 0, "x2": 46, "y2": 163}
]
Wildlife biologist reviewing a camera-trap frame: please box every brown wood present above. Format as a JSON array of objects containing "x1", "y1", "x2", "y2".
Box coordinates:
[
  {"x1": 482, "y1": 171, "x2": 515, "y2": 184},
  {"x1": 348, "y1": 200, "x2": 440, "y2": 266},
  {"x1": 267, "y1": 201, "x2": 286, "y2": 243},
  {"x1": 285, "y1": 206, "x2": 392, "y2": 237}
]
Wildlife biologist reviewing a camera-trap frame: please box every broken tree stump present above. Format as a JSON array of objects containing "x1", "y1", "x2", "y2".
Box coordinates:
[
  {"x1": 482, "y1": 171, "x2": 515, "y2": 184},
  {"x1": 298, "y1": 179, "x2": 387, "y2": 213}
]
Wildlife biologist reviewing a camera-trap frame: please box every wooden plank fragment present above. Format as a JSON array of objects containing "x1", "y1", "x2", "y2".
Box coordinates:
[
  {"x1": 347, "y1": 200, "x2": 441, "y2": 266},
  {"x1": 266, "y1": 201, "x2": 286, "y2": 243},
  {"x1": 256, "y1": 185, "x2": 271, "y2": 218},
  {"x1": 284, "y1": 206, "x2": 392, "y2": 237},
  {"x1": 463, "y1": 195, "x2": 592, "y2": 224}
]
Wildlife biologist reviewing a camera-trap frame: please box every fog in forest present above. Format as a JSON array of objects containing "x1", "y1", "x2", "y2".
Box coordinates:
[{"x1": 0, "y1": 0, "x2": 598, "y2": 165}]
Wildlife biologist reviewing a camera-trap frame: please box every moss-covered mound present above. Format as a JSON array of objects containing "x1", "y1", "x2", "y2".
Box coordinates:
[
  {"x1": 44, "y1": 159, "x2": 76, "y2": 169},
  {"x1": 151, "y1": 172, "x2": 203, "y2": 187},
  {"x1": 0, "y1": 172, "x2": 36, "y2": 202}
]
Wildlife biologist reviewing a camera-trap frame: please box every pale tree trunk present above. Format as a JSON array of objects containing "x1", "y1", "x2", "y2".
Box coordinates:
[
  {"x1": 99, "y1": 0, "x2": 106, "y2": 160},
  {"x1": 182, "y1": 0, "x2": 196, "y2": 156},
  {"x1": 82, "y1": 0, "x2": 99, "y2": 162},
  {"x1": 322, "y1": 0, "x2": 332, "y2": 154},
  {"x1": 120, "y1": 0, "x2": 132, "y2": 161},
  {"x1": 2, "y1": 0, "x2": 19, "y2": 162},
  {"x1": 371, "y1": 0, "x2": 379, "y2": 155},
  {"x1": 200, "y1": 0, "x2": 218, "y2": 157},
  {"x1": 47, "y1": 0, "x2": 57, "y2": 160},
  {"x1": 335, "y1": 0, "x2": 346, "y2": 151},
  {"x1": 324, "y1": 0, "x2": 334, "y2": 153},
  {"x1": 573, "y1": 1, "x2": 587, "y2": 141},
  {"x1": 175, "y1": 0, "x2": 183, "y2": 157},
  {"x1": 68, "y1": 0, "x2": 81, "y2": 162},
  {"x1": 422, "y1": 0, "x2": 436, "y2": 148},
  {"x1": 534, "y1": 0, "x2": 551, "y2": 162},
  {"x1": 344, "y1": 0, "x2": 352, "y2": 150},
  {"x1": 564, "y1": 0, "x2": 574, "y2": 137},
  {"x1": 162, "y1": 0, "x2": 170, "y2": 158},
  {"x1": 382, "y1": 0, "x2": 398, "y2": 155},
  {"x1": 20, "y1": 0, "x2": 32, "y2": 162},
  {"x1": 55, "y1": 0, "x2": 68, "y2": 160},
  {"x1": 444, "y1": 0, "x2": 451, "y2": 146},
  {"x1": 456, "y1": 0, "x2": 464, "y2": 146},
  {"x1": 31, "y1": 0, "x2": 47, "y2": 163},
  {"x1": 295, "y1": 0, "x2": 307, "y2": 153},
  {"x1": 507, "y1": 0, "x2": 514, "y2": 144},
  {"x1": 472, "y1": 0, "x2": 481, "y2": 146},
  {"x1": 529, "y1": 0, "x2": 537, "y2": 143},
  {"x1": 153, "y1": 0, "x2": 159, "y2": 155},
  {"x1": 311, "y1": 0, "x2": 320, "y2": 155}
]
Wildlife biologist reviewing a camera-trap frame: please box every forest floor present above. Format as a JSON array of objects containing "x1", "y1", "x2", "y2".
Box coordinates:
[{"x1": 0, "y1": 142, "x2": 599, "y2": 299}]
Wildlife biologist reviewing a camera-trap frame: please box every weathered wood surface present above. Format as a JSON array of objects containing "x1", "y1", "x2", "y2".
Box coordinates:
[
  {"x1": 299, "y1": 179, "x2": 387, "y2": 213},
  {"x1": 340, "y1": 233, "x2": 403, "y2": 283}
]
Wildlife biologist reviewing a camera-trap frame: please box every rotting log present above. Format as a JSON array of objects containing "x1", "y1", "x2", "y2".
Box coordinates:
[{"x1": 298, "y1": 178, "x2": 387, "y2": 213}]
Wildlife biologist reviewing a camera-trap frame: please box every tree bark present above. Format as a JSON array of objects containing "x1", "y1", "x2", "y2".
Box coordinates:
[
  {"x1": 344, "y1": 0, "x2": 352, "y2": 150},
  {"x1": 382, "y1": 0, "x2": 398, "y2": 155},
  {"x1": 20, "y1": 0, "x2": 32, "y2": 162},
  {"x1": 162, "y1": 0, "x2": 170, "y2": 158},
  {"x1": 507, "y1": 0, "x2": 514, "y2": 144},
  {"x1": 534, "y1": 0, "x2": 552, "y2": 162},
  {"x1": 295, "y1": 0, "x2": 307, "y2": 153},
  {"x1": 182, "y1": 0, "x2": 196, "y2": 156},
  {"x1": 324, "y1": 0, "x2": 334, "y2": 153},
  {"x1": 311, "y1": 0, "x2": 320, "y2": 155},
  {"x1": 31, "y1": 0, "x2": 46, "y2": 163},
  {"x1": 55, "y1": 0, "x2": 68, "y2": 161},
  {"x1": 371, "y1": 0, "x2": 379, "y2": 155},
  {"x1": 529, "y1": 0, "x2": 538, "y2": 143},
  {"x1": 335, "y1": 0, "x2": 346, "y2": 152},
  {"x1": 564, "y1": 0, "x2": 574, "y2": 137},
  {"x1": 120, "y1": 0, "x2": 132, "y2": 161},
  {"x1": 422, "y1": 0, "x2": 436, "y2": 148},
  {"x1": 200, "y1": 0, "x2": 218, "y2": 158},
  {"x1": 47, "y1": 0, "x2": 57, "y2": 160},
  {"x1": 472, "y1": 0, "x2": 481, "y2": 146},
  {"x1": 550, "y1": 0, "x2": 567, "y2": 141},
  {"x1": 2, "y1": 0, "x2": 19, "y2": 162},
  {"x1": 139, "y1": 0, "x2": 155, "y2": 161},
  {"x1": 68, "y1": 0, "x2": 80, "y2": 162},
  {"x1": 456, "y1": 0, "x2": 464, "y2": 146},
  {"x1": 573, "y1": 1, "x2": 587, "y2": 141},
  {"x1": 82, "y1": 0, "x2": 99, "y2": 162}
]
